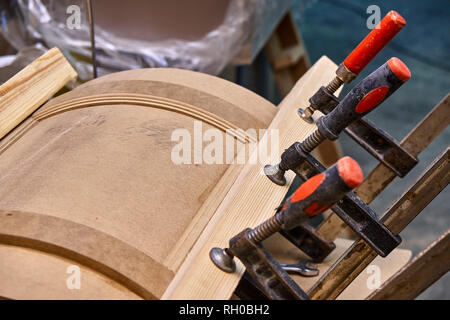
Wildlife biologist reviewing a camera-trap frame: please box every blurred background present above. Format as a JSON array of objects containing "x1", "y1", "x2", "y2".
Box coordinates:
[
  {"x1": 0, "y1": 0, "x2": 448, "y2": 299},
  {"x1": 291, "y1": 0, "x2": 449, "y2": 300}
]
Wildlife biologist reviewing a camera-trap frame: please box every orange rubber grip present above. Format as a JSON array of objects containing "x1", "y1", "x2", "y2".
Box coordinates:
[
  {"x1": 343, "y1": 11, "x2": 406, "y2": 74},
  {"x1": 280, "y1": 156, "x2": 363, "y2": 230}
]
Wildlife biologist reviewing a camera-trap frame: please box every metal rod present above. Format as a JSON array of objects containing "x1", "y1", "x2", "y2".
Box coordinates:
[{"x1": 87, "y1": 0, "x2": 97, "y2": 78}]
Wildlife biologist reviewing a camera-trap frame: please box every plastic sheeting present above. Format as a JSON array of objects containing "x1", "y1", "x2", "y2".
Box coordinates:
[{"x1": 1, "y1": 0, "x2": 292, "y2": 79}]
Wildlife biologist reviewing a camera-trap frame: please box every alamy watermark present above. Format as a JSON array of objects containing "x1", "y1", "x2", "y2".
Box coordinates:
[
  {"x1": 66, "y1": 265, "x2": 81, "y2": 290},
  {"x1": 171, "y1": 120, "x2": 280, "y2": 166},
  {"x1": 66, "y1": 5, "x2": 81, "y2": 30},
  {"x1": 366, "y1": 5, "x2": 381, "y2": 29},
  {"x1": 366, "y1": 264, "x2": 381, "y2": 290}
]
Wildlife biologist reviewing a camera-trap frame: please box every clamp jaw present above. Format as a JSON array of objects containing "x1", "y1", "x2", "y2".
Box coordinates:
[
  {"x1": 210, "y1": 158, "x2": 364, "y2": 299},
  {"x1": 299, "y1": 11, "x2": 417, "y2": 178},
  {"x1": 299, "y1": 11, "x2": 407, "y2": 121}
]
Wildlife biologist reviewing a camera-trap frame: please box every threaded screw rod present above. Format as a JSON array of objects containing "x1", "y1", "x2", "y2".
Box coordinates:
[
  {"x1": 300, "y1": 77, "x2": 344, "y2": 121},
  {"x1": 326, "y1": 77, "x2": 344, "y2": 94},
  {"x1": 299, "y1": 129, "x2": 325, "y2": 154},
  {"x1": 248, "y1": 212, "x2": 284, "y2": 242}
]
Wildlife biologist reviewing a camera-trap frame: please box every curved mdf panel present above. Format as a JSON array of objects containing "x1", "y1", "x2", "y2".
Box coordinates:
[{"x1": 0, "y1": 68, "x2": 276, "y2": 299}]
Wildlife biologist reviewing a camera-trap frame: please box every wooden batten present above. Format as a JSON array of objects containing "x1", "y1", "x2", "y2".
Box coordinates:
[
  {"x1": 367, "y1": 229, "x2": 450, "y2": 300},
  {"x1": 0, "y1": 47, "x2": 77, "y2": 140},
  {"x1": 162, "y1": 56, "x2": 339, "y2": 299}
]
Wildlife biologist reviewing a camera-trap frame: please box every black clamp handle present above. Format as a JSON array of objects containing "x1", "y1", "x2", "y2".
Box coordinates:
[{"x1": 318, "y1": 57, "x2": 410, "y2": 141}]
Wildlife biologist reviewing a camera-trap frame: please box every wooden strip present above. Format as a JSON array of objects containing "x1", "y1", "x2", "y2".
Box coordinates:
[
  {"x1": 401, "y1": 94, "x2": 450, "y2": 156},
  {"x1": 272, "y1": 45, "x2": 306, "y2": 70},
  {"x1": 308, "y1": 148, "x2": 450, "y2": 300},
  {"x1": 161, "y1": 56, "x2": 338, "y2": 299},
  {"x1": 0, "y1": 47, "x2": 77, "y2": 140},
  {"x1": 264, "y1": 13, "x2": 311, "y2": 97},
  {"x1": 317, "y1": 94, "x2": 450, "y2": 241},
  {"x1": 0, "y1": 210, "x2": 174, "y2": 299},
  {"x1": 367, "y1": 229, "x2": 450, "y2": 300}
]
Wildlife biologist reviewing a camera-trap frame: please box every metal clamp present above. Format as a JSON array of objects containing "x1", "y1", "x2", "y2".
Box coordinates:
[{"x1": 288, "y1": 151, "x2": 401, "y2": 257}]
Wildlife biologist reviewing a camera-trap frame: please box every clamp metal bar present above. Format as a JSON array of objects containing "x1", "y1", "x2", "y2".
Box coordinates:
[
  {"x1": 287, "y1": 153, "x2": 401, "y2": 258},
  {"x1": 308, "y1": 148, "x2": 450, "y2": 300}
]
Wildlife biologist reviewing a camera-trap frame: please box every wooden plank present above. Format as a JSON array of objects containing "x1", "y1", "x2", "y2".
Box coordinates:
[
  {"x1": 367, "y1": 229, "x2": 450, "y2": 300},
  {"x1": 317, "y1": 94, "x2": 450, "y2": 241},
  {"x1": 272, "y1": 45, "x2": 306, "y2": 70},
  {"x1": 162, "y1": 56, "x2": 338, "y2": 299},
  {"x1": 264, "y1": 12, "x2": 307, "y2": 71},
  {"x1": 0, "y1": 47, "x2": 77, "y2": 140},
  {"x1": 308, "y1": 147, "x2": 450, "y2": 300}
]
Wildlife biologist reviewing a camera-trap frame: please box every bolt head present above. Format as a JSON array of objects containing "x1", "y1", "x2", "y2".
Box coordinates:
[
  {"x1": 297, "y1": 108, "x2": 314, "y2": 124},
  {"x1": 209, "y1": 247, "x2": 236, "y2": 273},
  {"x1": 264, "y1": 164, "x2": 287, "y2": 186}
]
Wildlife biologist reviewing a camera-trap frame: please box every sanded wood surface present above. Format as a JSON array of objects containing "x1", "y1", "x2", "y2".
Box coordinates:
[
  {"x1": 162, "y1": 56, "x2": 338, "y2": 300},
  {"x1": 0, "y1": 210, "x2": 167, "y2": 299},
  {"x1": 0, "y1": 47, "x2": 77, "y2": 140},
  {"x1": 0, "y1": 68, "x2": 276, "y2": 299},
  {"x1": 0, "y1": 244, "x2": 141, "y2": 300},
  {"x1": 367, "y1": 229, "x2": 450, "y2": 300}
]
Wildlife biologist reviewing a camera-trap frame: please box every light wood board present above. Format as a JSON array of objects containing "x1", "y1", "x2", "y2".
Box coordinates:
[
  {"x1": 162, "y1": 56, "x2": 338, "y2": 299},
  {"x1": 0, "y1": 47, "x2": 77, "y2": 140}
]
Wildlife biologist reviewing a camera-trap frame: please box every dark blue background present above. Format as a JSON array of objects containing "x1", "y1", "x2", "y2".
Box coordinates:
[{"x1": 291, "y1": 0, "x2": 450, "y2": 300}]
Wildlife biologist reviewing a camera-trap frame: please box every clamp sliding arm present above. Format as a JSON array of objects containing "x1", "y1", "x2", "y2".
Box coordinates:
[
  {"x1": 210, "y1": 157, "x2": 363, "y2": 300},
  {"x1": 265, "y1": 57, "x2": 410, "y2": 186},
  {"x1": 299, "y1": 10, "x2": 406, "y2": 122}
]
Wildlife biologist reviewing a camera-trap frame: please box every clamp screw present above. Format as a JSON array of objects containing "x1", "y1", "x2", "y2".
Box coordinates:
[
  {"x1": 263, "y1": 163, "x2": 287, "y2": 186},
  {"x1": 209, "y1": 247, "x2": 236, "y2": 273},
  {"x1": 297, "y1": 107, "x2": 314, "y2": 123}
]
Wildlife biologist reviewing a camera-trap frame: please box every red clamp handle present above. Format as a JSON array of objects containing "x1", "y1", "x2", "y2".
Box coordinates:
[
  {"x1": 343, "y1": 11, "x2": 406, "y2": 75},
  {"x1": 281, "y1": 157, "x2": 363, "y2": 230}
]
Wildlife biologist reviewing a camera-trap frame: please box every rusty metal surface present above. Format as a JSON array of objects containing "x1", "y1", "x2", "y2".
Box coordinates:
[
  {"x1": 345, "y1": 118, "x2": 418, "y2": 177},
  {"x1": 229, "y1": 229, "x2": 310, "y2": 300},
  {"x1": 280, "y1": 224, "x2": 335, "y2": 262},
  {"x1": 290, "y1": 153, "x2": 401, "y2": 258},
  {"x1": 234, "y1": 272, "x2": 269, "y2": 300}
]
